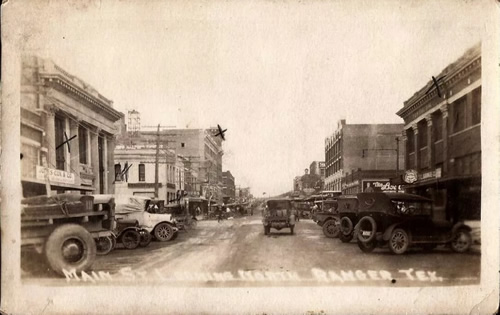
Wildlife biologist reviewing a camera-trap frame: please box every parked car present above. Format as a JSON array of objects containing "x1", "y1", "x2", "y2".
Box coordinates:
[
  {"x1": 94, "y1": 195, "x2": 179, "y2": 242},
  {"x1": 353, "y1": 192, "x2": 473, "y2": 254},
  {"x1": 312, "y1": 199, "x2": 340, "y2": 238},
  {"x1": 337, "y1": 195, "x2": 361, "y2": 242},
  {"x1": 262, "y1": 198, "x2": 296, "y2": 235}
]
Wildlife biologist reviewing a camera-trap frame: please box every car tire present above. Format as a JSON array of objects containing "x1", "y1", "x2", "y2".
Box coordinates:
[
  {"x1": 139, "y1": 229, "x2": 152, "y2": 247},
  {"x1": 95, "y1": 236, "x2": 114, "y2": 255},
  {"x1": 154, "y1": 223, "x2": 175, "y2": 242},
  {"x1": 44, "y1": 224, "x2": 96, "y2": 276},
  {"x1": 357, "y1": 239, "x2": 376, "y2": 253},
  {"x1": 322, "y1": 219, "x2": 340, "y2": 238},
  {"x1": 340, "y1": 217, "x2": 354, "y2": 236},
  {"x1": 339, "y1": 232, "x2": 353, "y2": 243},
  {"x1": 389, "y1": 228, "x2": 410, "y2": 255},
  {"x1": 120, "y1": 229, "x2": 141, "y2": 249},
  {"x1": 450, "y1": 229, "x2": 472, "y2": 253},
  {"x1": 357, "y1": 216, "x2": 377, "y2": 243}
]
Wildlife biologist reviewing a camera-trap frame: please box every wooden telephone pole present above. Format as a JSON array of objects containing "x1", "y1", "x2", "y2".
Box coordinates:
[{"x1": 154, "y1": 124, "x2": 160, "y2": 198}]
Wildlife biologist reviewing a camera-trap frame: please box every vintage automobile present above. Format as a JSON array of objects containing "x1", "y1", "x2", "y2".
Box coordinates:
[
  {"x1": 21, "y1": 194, "x2": 115, "y2": 276},
  {"x1": 97, "y1": 195, "x2": 179, "y2": 242},
  {"x1": 337, "y1": 195, "x2": 361, "y2": 243},
  {"x1": 262, "y1": 198, "x2": 296, "y2": 235},
  {"x1": 312, "y1": 199, "x2": 340, "y2": 238},
  {"x1": 165, "y1": 203, "x2": 197, "y2": 230},
  {"x1": 353, "y1": 192, "x2": 473, "y2": 254}
]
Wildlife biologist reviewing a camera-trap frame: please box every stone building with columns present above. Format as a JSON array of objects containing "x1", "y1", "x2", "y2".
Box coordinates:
[
  {"x1": 396, "y1": 43, "x2": 481, "y2": 222},
  {"x1": 20, "y1": 56, "x2": 124, "y2": 197}
]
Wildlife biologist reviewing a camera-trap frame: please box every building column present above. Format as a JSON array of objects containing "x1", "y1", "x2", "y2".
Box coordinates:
[
  {"x1": 90, "y1": 131, "x2": 100, "y2": 193},
  {"x1": 107, "y1": 136, "x2": 116, "y2": 194},
  {"x1": 102, "y1": 136, "x2": 108, "y2": 194},
  {"x1": 425, "y1": 115, "x2": 433, "y2": 169},
  {"x1": 69, "y1": 119, "x2": 81, "y2": 186},
  {"x1": 412, "y1": 124, "x2": 419, "y2": 171},
  {"x1": 440, "y1": 105, "x2": 449, "y2": 175},
  {"x1": 400, "y1": 131, "x2": 407, "y2": 170},
  {"x1": 44, "y1": 110, "x2": 56, "y2": 168}
]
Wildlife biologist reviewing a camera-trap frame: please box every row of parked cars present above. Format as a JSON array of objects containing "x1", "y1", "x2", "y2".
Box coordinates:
[
  {"x1": 311, "y1": 192, "x2": 473, "y2": 254},
  {"x1": 21, "y1": 193, "x2": 194, "y2": 276}
]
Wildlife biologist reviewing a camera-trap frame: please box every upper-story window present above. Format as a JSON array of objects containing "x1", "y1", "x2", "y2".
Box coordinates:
[
  {"x1": 452, "y1": 96, "x2": 467, "y2": 133},
  {"x1": 78, "y1": 126, "x2": 88, "y2": 164},
  {"x1": 471, "y1": 87, "x2": 481, "y2": 125},
  {"x1": 139, "y1": 163, "x2": 145, "y2": 182},
  {"x1": 433, "y1": 112, "x2": 443, "y2": 141},
  {"x1": 54, "y1": 115, "x2": 66, "y2": 170},
  {"x1": 406, "y1": 129, "x2": 415, "y2": 153},
  {"x1": 418, "y1": 120, "x2": 427, "y2": 148}
]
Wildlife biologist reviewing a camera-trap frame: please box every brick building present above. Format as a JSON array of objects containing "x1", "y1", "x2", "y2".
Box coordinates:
[
  {"x1": 324, "y1": 120, "x2": 405, "y2": 193},
  {"x1": 222, "y1": 170, "x2": 235, "y2": 203},
  {"x1": 20, "y1": 56, "x2": 124, "y2": 197},
  {"x1": 396, "y1": 43, "x2": 481, "y2": 222},
  {"x1": 309, "y1": 161, "x2": 325, "y2": 179}
]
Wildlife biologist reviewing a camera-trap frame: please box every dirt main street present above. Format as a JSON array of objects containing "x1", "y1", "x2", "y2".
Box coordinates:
[{"x1": 22, "y1": 213, "x2": 481, "y2": 287}]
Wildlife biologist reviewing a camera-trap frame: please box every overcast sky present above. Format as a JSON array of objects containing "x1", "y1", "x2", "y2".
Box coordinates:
[{"x1": 16, "y1": 0, "x2": 485, "y2": 196}]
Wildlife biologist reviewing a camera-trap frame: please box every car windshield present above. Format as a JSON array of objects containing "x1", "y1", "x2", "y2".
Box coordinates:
[
  {"x1": 267, "y1": 200, "x2": 290, "y2": 209},
  {"x1": 392, "y1": 200, "x2": 432, "y2": 216}
]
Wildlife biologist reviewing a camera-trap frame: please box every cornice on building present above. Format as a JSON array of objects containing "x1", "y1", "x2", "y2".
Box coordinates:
[{"x1": 397, "y1": 43, "x2": 481, "y2": 119}]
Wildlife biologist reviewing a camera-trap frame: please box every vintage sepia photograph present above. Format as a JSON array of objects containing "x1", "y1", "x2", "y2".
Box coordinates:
[{"x1": 1, "y1": 0, "x2": 499, "y2": 314}]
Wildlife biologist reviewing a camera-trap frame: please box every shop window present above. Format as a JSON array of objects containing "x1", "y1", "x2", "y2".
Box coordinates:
[
  {"x1": 139, "y1": 163, "x2": 145, "y2": 182},
  {"x1": 78, "y1": 126, "x2": 88, "y2": 164},
  {"x1": 471, "y1": 87, "x2": 481, "y2": 125},
  {"x1": 452, "y1": 96, "x2": 466, "y2": 133}
]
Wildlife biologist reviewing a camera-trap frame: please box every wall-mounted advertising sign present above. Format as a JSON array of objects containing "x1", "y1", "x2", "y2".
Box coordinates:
[
  {"x1": 36, "y1": 166, "x2": 76, "y2": 185},
  {"x1": 362, "y1": 179, "x2": 402, "y2": 193}
]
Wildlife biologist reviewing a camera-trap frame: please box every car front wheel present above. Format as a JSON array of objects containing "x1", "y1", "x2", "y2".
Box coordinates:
[
  {"x1": 322, "y1": 219, "x2": 340, "y2": 238},
  {"x1": 451, "y1": 229, "x2": 472, "y2": 253},
  {"x1": 154, "y1": 223, "x2": 175, "y2": 242},
  {"x1": 389, "y1": 228, "x2": 410, "y2": 254}
]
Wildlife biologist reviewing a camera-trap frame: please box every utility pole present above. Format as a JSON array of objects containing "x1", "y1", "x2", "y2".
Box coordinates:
[
  {"x1": 396, "y1": 136, "x2": 400, "y2": 193},
  {"x1": 154, "y1": 123, "x2": 160, "y2": 198}
]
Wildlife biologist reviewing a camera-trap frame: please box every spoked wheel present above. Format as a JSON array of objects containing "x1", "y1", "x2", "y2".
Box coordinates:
[
  {"x1": 322, "y1": 219, "x2": 340, "y2": 238},
  {"x1": 95, "y1": 236, "x2": 114, "y2": 255},
  {"x1": 357, "y1": 240, "x2": 376, "y2": 253},
  {"x1": 121, "y1": 230, "x2": 141, "y2": 249},
  {"x1": 139, "y1": 230, "x2": 152, "y2": 247},
  {"x1": 154, "y1": 223, "x2": 175, "y2": 242},
  {"x1": 389, "y1": 228, "x2": 410, "y2": 255},
  {"x1": 450, "y1": 229, "x2": 472, "y2": 253}
]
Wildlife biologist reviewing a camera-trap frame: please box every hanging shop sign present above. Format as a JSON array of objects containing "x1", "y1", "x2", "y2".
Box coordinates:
[
  {"x1": 403, "y1": 169, "x2": 418, "y2": 184},
  {"x1": 36, "y1": 166, "x2": 75, "y2": 185}
]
